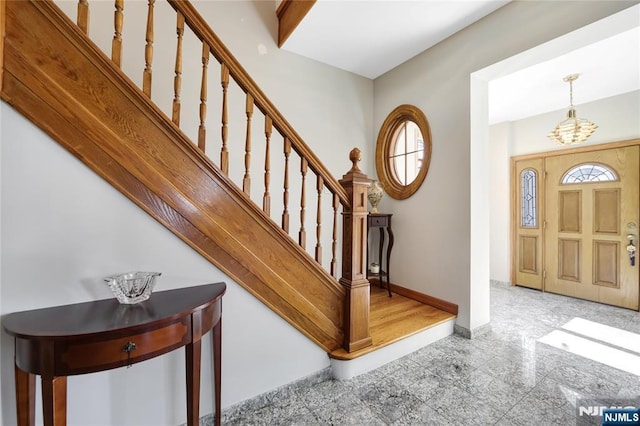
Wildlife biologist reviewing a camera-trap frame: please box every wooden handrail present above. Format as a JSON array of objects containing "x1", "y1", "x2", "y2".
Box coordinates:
[{"x1": 166, "y1": 0, "x2": 350, "y2": 209}]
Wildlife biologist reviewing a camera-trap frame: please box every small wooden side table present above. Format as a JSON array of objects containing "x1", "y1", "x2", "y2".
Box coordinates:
[
  {"x1": 367, "y1": 213, "x2": 394, "y2": 297},
  {"x1": 3, "y1": 282, "x2": 226, "y2": 426}
]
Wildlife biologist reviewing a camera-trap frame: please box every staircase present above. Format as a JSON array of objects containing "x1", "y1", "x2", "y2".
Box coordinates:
[{"x1": 0, "y1": 0, "x2": 373, "y2": 353}]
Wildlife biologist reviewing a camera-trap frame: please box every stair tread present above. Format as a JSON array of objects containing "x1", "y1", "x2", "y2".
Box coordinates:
[{"x1": 330, "y1": 286, "x2": 456, "y2": 360}]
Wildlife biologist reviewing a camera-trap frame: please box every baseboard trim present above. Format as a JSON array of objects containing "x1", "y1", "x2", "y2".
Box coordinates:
[
  {"x1": 386, "y1": 282, "x2": 458, "y2": 315},
  {"x1": 454, "y1": 322, "x2": 492, "y2": 339},
  {"x1": 490, "y1": 279, "x2": 512, "y2": 289}
]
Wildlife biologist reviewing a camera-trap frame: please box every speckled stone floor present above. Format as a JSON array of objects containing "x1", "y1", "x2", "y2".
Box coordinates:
[{"x1": 203, "y1": 283, "x2": 640, "y2": 425}]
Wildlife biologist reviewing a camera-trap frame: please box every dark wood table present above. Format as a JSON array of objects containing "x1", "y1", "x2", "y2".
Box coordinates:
[
  {"x1": 3, "y1": 282, "x2": 226, "y2": 426},
  {"x1": 367, "y1": 213, "x2": 394, "y2": 297}
]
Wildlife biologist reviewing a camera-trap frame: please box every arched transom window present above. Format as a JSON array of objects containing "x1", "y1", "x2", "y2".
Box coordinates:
[{"x1": 561, "y1": 163, "x2": 618, "y2": 184}]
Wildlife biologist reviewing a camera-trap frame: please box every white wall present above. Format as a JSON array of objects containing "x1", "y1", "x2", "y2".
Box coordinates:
[
  {"x1": 1, "y1": 1, "x2": 373, "y2": 425},
  {"x1": 373, "y1": 1, "x2": 637, "y2": 333},
  {"x1": 489, "y1": 90, "x2": 640, "y2": 284},
  {"x1": 489, "y1": 123, "x2": 512, "y2": 283}
]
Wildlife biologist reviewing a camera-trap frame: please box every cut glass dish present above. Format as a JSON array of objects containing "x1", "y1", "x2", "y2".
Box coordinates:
[{"x1": 104, "y1": 271, "x2": 161, "y2": 304}]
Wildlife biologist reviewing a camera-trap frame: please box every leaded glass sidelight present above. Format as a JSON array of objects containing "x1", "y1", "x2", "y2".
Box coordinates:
[
  {"x1": 561, "y1": 163, "x2": 618, "y2": 184},
  {"x1": 521, "y1": 169, "x2": 537, "y2": 228}
]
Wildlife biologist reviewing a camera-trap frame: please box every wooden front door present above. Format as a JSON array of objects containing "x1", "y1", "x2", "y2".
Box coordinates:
[{"x1": 544, "y1": 145, "x2": 639, "y2": 310}]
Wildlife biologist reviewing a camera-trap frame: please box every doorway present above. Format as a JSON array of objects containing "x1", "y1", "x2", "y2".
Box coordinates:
[{"x1": 512, "y1": 141, "x2": 639, "y2": 310}]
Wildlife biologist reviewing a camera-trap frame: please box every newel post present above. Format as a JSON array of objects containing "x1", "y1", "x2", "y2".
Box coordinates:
[{"x1": 339, "y1": 148, "x2": 372, "y2": 352}]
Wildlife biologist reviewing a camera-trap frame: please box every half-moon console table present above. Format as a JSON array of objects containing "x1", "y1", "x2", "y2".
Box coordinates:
[{"x1": 3, "y1": 282, "x2": 226, "y2": 426}]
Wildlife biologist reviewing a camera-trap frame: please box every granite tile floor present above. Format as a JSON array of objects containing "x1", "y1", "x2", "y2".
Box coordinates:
[{"x1": 214, "y1": 283, "x2": 640, "y2": 425}]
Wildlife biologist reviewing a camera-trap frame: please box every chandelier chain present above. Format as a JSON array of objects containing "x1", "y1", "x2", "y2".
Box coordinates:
[{"x1": 569, "y1": 79, "x2": 574, "y2": 107}]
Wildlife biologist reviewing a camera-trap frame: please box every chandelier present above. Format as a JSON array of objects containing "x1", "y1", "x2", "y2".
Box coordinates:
[{"x1": 548, "y1": 74, "x2": 597, "y2": 146}]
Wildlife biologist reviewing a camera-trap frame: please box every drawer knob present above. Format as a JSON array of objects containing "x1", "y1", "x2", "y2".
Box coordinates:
[
  {"x1": 123, "y1": 341, "x2": 137, "y2": 353},
  {"x1": 123, "y1": 341, "x2": 137, "y2": 367}
]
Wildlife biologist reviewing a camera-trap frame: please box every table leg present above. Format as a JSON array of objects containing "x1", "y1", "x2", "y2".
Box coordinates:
[
  {"x1": 15, "y1": 365, "x2": 35, "y2": 426},
  {"x1": 213, "y1": 318, "x2": 222, "y2": 426},
  {"x1": 386, "y1": 222, "x2": 394, "y2": 297},
  {"x1": 41, "y1": 376, "x2": 67, "y2": 426},
  {"x1": 378, "y1": 227, "x2": 385, "y2": 289},
  {"x1": 185, "y1": 339, "x2": 201, "y2": 426}
]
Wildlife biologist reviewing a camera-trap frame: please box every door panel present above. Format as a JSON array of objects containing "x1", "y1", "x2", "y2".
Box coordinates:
[
  {"x1": 519, "y1": 236, "x2": 538, "y2": 274},
  {"x1": 544, "y1": 145, "x2": 639, "y2": 310},
  {"x1": 593, "y1": 240, "x2": 619, "y2": 287},
  {"x1": 593, "y1": 189, "x2": 619, "y2": 234},
  {"x1": 558, "y1": 238, "x2": 581, "y2": 281},
  {"x1": 558, "y1": 190, "x2": 581, "y2": 232}
]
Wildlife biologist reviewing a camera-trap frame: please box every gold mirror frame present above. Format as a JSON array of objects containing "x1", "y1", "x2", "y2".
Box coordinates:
[{"x1": 375, "y1": 104, "x2": 432, "y2": 200}]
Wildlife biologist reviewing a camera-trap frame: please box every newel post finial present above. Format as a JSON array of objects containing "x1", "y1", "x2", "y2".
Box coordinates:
[
  {"x1": 338, "y1": 147, "x2": 372, "y2": 352},
  {"x1": 348, "y1": 148, "x2": 362, "y2": 173}
]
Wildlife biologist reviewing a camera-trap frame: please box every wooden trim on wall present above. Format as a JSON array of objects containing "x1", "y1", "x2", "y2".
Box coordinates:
[
  {"x1": 276, "y1": 0, "x2": 316, "y2": 47},
  {"x1": 384, "y1": 282, "x2": 458, "y2": 315}
]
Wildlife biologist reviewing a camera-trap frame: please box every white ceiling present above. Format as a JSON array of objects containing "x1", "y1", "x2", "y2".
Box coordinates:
[
  {"x1": 282, "y1": 0, "x2": 510, "y2": 79},
  {"x1": 489, "y1": 26, "x2": 640, "y2": 124},
  {"x1": 280, "y1": 1, "x2": 640, "y2": 124}
]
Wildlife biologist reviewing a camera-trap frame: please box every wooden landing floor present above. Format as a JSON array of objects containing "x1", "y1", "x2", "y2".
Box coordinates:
[{"x1": 330, "y1": 285, "x2": 456, "y2": 360}]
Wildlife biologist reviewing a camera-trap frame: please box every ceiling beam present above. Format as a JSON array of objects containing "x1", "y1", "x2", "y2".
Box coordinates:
[{"x1": 277, "y1": 0, "x2": 316, "y2": 47}]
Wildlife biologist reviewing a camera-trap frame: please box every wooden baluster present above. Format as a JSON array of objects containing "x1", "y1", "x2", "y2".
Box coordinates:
[
  {"x1": 77, "y1": 0, "x2": 89, "y2": 34},
  {"x1": 315, "y1": 175, "x2": 323, "y2": 264},
  {"x1": 172, "y1": 11, "x2": 184, "y2": 126},
  {"x1": 243, "y1": 94, "x2": 254, "y2": 195},
  {"x1": 142, "y1": 0, "x2": 155, "y2": 97},
  {"x1": 299, "y1": 157, "x2": 308, "y2": 249},
  {"x1": 263, "y1": 116, "x2": 272, "y2": 214},
  {"x1": 198, "y1": 42, "x2": 210, "y2": 151},
  {"x1": 220, "y1": 63, "x2": 230, "y2": 175},
  {"x1": 112, "y1": 0, "x2": 124, "y2": 67},
  {"x1": 331, "y1": 193, "x2": 339, "y2": 278},
  {"x1": 282, "y1": 138, "x2": 291, "y2": 233}
]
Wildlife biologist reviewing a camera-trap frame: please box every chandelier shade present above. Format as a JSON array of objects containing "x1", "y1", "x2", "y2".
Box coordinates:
[{"x1": 548, "y1": 74, "x2": 597, "y2": 146}]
